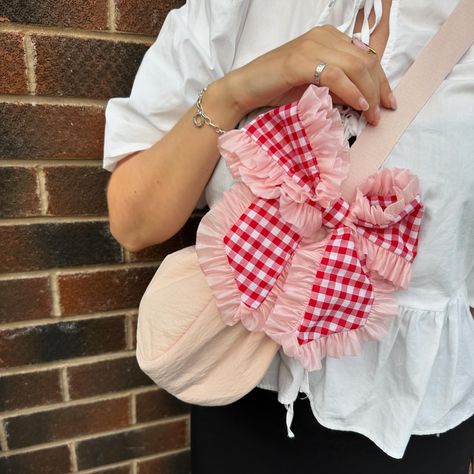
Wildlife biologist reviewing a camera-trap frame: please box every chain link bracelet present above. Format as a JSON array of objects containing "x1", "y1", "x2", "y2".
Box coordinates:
[{"x1": 192, "y1": 87, "x2": 227, "y2": 135}]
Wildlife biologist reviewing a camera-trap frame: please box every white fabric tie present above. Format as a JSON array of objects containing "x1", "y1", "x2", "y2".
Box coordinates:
[
  {"x1": 360, "y1": 0, "x2": 383, "y2": 44},
  {"x1": 285, "y1": 402, "x2": 296, "y2": 438}
]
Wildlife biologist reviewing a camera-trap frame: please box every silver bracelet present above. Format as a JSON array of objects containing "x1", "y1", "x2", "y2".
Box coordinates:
[{"x1": 192, "y1": 87, "x2": 227, "y2": 135}]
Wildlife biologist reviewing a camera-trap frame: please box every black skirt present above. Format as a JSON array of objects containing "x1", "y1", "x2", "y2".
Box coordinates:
[{"x1": 191, "y1": 387, "x2": 474, "y2": 474}]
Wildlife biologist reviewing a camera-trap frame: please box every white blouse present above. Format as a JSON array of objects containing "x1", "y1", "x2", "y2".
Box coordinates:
[{"x1": 103, "y1": 0, "x2": 474, "y2": 459}]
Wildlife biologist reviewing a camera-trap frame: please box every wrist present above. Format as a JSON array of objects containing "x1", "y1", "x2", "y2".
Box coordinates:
[{"x1": 202, "y1": 77, "x2": 247, "y2": 131}]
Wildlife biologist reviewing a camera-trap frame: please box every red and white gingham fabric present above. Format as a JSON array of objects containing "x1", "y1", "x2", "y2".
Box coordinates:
[
  {"x1": 246, "y1": 102, "x2": 320, "y2": 193},
  {"x1": 298, "y1": 227, "x2": 374, "y2": 343},
  {"x1": 355, "y1": 195, "x2": 423, "y2": 262},
  {"x1": 223, "y1": 198, "x2": 301, "y2": 309},
  {"x1": 197, "y1": 85, "x2": 424, "y2": 366},
  {"x1": 321, "y1": 197, "x2": 351, "y2": 229}
]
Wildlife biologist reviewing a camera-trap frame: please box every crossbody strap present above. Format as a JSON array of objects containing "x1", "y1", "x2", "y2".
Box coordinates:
[{"x1": 342, "y1": 0, "x2": 474, "y2": 200}]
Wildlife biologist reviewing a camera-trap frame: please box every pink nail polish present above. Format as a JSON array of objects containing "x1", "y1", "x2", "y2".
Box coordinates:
[
  {"x1": 359, "y1": 97, "x2": 369, "y2": 111},
  {"x1": 352, "y1": 36, "x2": 369, "y2": 52}
]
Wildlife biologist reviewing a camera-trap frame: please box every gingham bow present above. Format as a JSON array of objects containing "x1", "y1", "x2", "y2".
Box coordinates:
[{"x1": 196, "y1": 85, "x2": 424, "y2": 369}]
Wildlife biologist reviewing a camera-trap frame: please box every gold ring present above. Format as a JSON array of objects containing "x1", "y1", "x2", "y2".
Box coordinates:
[
  {"x1": 367, "y1": 45, "x2": 377, "y2": 55},
  {"x1": 352, "y1": 36, "x2": 377, "y2": 56}
]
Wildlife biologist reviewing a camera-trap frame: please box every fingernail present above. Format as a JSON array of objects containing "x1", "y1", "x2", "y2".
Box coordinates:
[
  {"x1": 389, "y1": 93, "x2": 397, "y2": 110},
  {"x1": 359, "y1": 97, "x2": 370, "y2": 111},
  {"x1": 352, "y1": 36, "x2": 369, "y2": 51}
]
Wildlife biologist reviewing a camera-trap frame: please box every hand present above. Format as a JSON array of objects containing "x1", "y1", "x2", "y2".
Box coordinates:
[{"x1": 224, "y1": 25, "x2": 395, "y2": 126}]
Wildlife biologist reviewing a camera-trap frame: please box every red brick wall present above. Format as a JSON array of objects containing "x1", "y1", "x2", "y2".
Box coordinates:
[{"x1": 0, "y1": 1, "x2": 201, "y2": 473}]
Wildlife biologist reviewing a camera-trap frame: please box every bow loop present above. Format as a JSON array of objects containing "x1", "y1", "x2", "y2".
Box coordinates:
[{"x1": 223, "y1": 198, "x2": 301, "y2": 309}]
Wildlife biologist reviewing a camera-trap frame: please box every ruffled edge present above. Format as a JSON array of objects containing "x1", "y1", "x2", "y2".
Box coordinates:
[
  {"x1": 350, "y1": 168, "x2": 421, "y2": 228},
  {"x1": 263, "y1": 236, "x2": 398, "y2": 371},
  {"x1": 217, "y1": 85, "x2": 349, "y2": 237},
  {"x1": 195, "y1": 182, "x2": 291, "y2": 332},
  {"x1": 297, "y1": 85, "x2": 350, "y2": 208},
  {"x1": 355, "y1": 233, "x2": 412, "y2": 289},
  {"x1": 348, "y1": 168, "x2": 422, "y2": 288}
]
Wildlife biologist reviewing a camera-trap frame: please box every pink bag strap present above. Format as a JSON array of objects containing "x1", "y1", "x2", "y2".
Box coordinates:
[{"x1": 342, "y1": 0, "x2": 474, "y2": 200}]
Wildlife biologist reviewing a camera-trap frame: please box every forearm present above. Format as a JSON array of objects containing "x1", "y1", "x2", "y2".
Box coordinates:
[
  {"x1": 108, "y1": 24, "x2": 395, "y2": 251},
  {"x1": 107, "y1": 78, "x2": 243, "y2": 251}
]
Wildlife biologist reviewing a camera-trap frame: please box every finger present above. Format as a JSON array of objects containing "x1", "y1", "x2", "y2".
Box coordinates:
[
  {"x1": 331, "y1": 33, "x2": 396, "y2": 112},
  {"x1": 377, "y1": 66, "x2": 396, "y2": 110},
  {"x1": 334, "y1": 40, "x2": 393, "y2": 115},
  {"x1": 315, "y1": 62, "x2": 370, "y2": 113},
  {"x1": 318, "y1": 47, "x2": 381, "y2": 125}
]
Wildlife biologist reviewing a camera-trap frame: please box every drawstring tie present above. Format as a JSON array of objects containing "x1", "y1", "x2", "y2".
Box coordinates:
[{"x1": 285, "y1": 402, "x2": 296, "y2": 438}]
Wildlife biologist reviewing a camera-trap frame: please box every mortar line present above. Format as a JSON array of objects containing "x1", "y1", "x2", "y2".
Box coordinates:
[
  {"x1": 130, "y1": 392, "x2": 137, "y2": 425},
  {"x1": 76, "y1": 460, "x2": 134, "y2": 474},
  {"x1": 0, "y1": 261, "x2": 158, "y2": 280},
  {"x1": 60, "y1": 367, "x2": 71, "y2": 402},
  {"x1": 0, "y1": 160, "x2": 103, "y2": 166},
  {"x1": 36, "y1": 166, "x2": 49, "y2": 216},
  {"x1": 0, "y1": 215, "x2": 108, "y2": 225},
  {"x1": 0, "y1": 421, "x2": 9, "y2": 451},
  {"x1": 69, "y1": 442, "x2": 78, "y2": 472},
  {"x1": 0, "y1": 22, "x2": 155, "y2": 43},
  {"x1": 50, "y1": 271, "x2": 62, "y2": 317},
  {"x1": 0, "y1": 94, "x2": 106, "y2": 107},
  {"x1": 108, "y1": 0, "x2": 117, "y2": 32},
  {"x1": 131, "y1": 460, "x2": 138, "y2": 474},
  {"x1": 23, "y1": 34, "x2": 36, "y2": 95}
]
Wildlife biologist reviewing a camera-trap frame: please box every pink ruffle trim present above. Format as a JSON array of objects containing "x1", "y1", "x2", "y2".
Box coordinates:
[
  {"x1": 350, "y1": 168, "x2": 420, "y2": 228},
  {"x1": 348, "y1": 168, "x2": 421, "y2": 288},
  {"x1": 297, "y1": 85, "x2": 350, "y2": 209},
  {"x1": 217, "y1": 86, "x2": 349, "y2": 237},
  {"x1": 196, "y1": 183, "x2": 290, "y2": 332},
  {"x1": 356, "y1": 235, "x2": 412, "y2": 289},
  {"x1": 264, "y1": 238, "x2": 398, "y2": 371}
]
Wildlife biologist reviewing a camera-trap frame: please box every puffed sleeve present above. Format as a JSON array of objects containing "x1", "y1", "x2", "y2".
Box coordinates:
[{"x1": 103, "y1": 0, "x2": 250, "y2": 172}]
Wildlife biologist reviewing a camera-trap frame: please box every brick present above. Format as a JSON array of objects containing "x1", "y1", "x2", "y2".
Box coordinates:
[
  {"x1": 0, "y1": 32, "x2": 28, "y2": 94},
  {"x1": 0, "y1": 277, "x2": 52, "y2": 323},
  {"x1": 116, "y1": 0, "x2": 185, "y2": 36},
  {"x1": 129, "y1": 216, "x2": 201, "y2": 262},
  {"x1": 0, "y1": 103, "x2": 104, "y2": 159},
  {"x1": 58, "y1": 266, "x2": 156, "y2": 316},
  {"x1": 0, "y1": 167, "x2": 40, "y2": 217},
  {"x1": 76, "y1": 420, "x2": 187, "y2": 470},
  {"x1": 0, "y1": 222, "x2": 121, "y2": 273},
  {"x1": 136, "y1": 389, "x2": 189, "y2": 423},
  {"x1": 0, "y1": 315, "x2": 126, "y2": 368},
  {"x1": 34, "y1": 36, "x2": 149, "y2": 100},
  {"x1": 0, "y1": 370, "x2": 62, "y2": 412},
  {"x1": 4, "y1": 397, "x2": 129, "y2": 449},
  {"x1": 0, "y1": 444, "x2": 71, "y2": 474},
  {"x1": 44, "y1": 165, "x2": 109, "y2": 216},
  {"x1": 68, "y1": 355, "x2": 153, "y2": 399},
  {"x1": 138, "y1": 450, "x2": 190, "y2": 474},
  {"x1": 0, "y1": 0, "x2": 108, "y2": 30}
]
